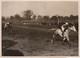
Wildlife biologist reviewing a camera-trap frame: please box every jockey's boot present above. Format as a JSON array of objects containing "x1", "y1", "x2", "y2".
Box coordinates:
[{"x1": 62, "y1": 31, "x2": 64, "y2": 36}]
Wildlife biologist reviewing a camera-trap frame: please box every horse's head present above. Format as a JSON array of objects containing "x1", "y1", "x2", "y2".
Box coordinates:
[{"x1": 69, "y1": 26, "x2": 77, "y2": 32}]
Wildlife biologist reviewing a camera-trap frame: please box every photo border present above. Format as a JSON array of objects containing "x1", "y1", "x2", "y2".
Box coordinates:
[{"x1": 0, "y1": 0, "x2": 79, "y2": 58}]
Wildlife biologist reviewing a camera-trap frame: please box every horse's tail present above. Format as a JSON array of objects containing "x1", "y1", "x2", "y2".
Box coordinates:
[{"x1": 49, "y1": 28, "x2": 57, "y2": 31}]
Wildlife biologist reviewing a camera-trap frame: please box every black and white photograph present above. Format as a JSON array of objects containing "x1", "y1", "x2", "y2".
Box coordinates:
[{"x1": 2, "y1": 1, "x2": 78, "y2": 56}]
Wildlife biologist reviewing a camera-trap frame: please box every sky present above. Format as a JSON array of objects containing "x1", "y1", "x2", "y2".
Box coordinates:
[{"x1": 2, "y1": 1, "x2": 78, "y2": 17}]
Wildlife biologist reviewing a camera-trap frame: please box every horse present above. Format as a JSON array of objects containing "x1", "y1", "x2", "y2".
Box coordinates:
[
  {"x1": 50, "y1": 23, "x2": 77, "y2": 46},
  {"x1": 2, "y1": 22, "x2": 13, "y2": 32}
]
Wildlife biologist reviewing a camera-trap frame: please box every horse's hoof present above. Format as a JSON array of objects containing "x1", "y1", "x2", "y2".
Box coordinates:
[{"x1": 69, "y1": 43, "x2": 71, "y2": 47}]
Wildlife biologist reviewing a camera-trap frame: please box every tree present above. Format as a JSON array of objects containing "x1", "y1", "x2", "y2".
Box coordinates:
[
  {"x1": 31, "y1": 14, "x2": 36, "y2": 20},
  {"x1": 70, "y1": 15, "x2": 74, "y2": 20},
  {"x1": 37, "y1": 15, "x2": 43, "y2": 20},
  {"x1": 10, "y1": 16, "x2": 14, "y2": 20},
  {"x1": 9, "y1": 16, "x2": 14, "y2": 22},
  {"x1": 43, "y1": 16, "x2": 49, "y2": 20},
  {"x1": 23, "y1": 10, "x2": 33, "y2": 20},
  {"x1": 50, "y1": 16, "x2": 57, "y2": 20},
  {"x1": 14, "y1": 14, "x2": 21, "y2": 19},
  {"x1": 2, "y1": 16, "x2": 6, "y2": 21},
  {"x1": 75, "y1": 15, "x2": 78, "y2": 19},
  {"x1": 50, "y1": 16, "x2": 59, "y2": 24}
]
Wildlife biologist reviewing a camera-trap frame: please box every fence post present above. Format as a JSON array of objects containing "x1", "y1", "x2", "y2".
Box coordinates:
[{"x1": 57, "y1": 15, "x2": 59, "y2": 25}]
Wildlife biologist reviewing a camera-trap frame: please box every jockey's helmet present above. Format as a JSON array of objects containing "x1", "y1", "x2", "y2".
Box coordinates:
[{"x1": 65, "y1": 22, "x2": 68, "y2": 25}]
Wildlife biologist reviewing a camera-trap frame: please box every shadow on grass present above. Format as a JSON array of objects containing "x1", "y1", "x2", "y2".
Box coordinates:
[{"x1": 2, "y1": 40, "x2": 24, "y2": 56}]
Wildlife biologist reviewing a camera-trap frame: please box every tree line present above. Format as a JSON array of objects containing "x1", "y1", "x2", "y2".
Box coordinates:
[{"x1": 2, "y1": 10, "x2": 78, "y2": 24}]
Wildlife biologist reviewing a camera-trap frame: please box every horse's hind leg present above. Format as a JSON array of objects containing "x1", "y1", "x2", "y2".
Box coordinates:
[{"x1": 51, "y1": 34, "x2": 56, "y2": 43}]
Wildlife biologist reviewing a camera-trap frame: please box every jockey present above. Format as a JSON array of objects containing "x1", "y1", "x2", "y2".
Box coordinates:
[
  {"x1": 61, "y1": 22, "x2": 69, "y2": 35},
  {"x1": 4, "y1": 22, "x2": 12, "y2": 32},
  {"x1": 4, "y1": 22, "x2": 9, "y2": 28}
]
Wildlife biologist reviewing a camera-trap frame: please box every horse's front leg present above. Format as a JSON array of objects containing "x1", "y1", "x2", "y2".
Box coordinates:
[
  {"x1": 51, "y1": 34, "x2": 56, "y2": 43},
  {"x1": 66, "y1": 35, "x2": 71, "y2": 46},
  {"x1": 62, "y1": 37, "x2": 66, "y2": 42}
]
